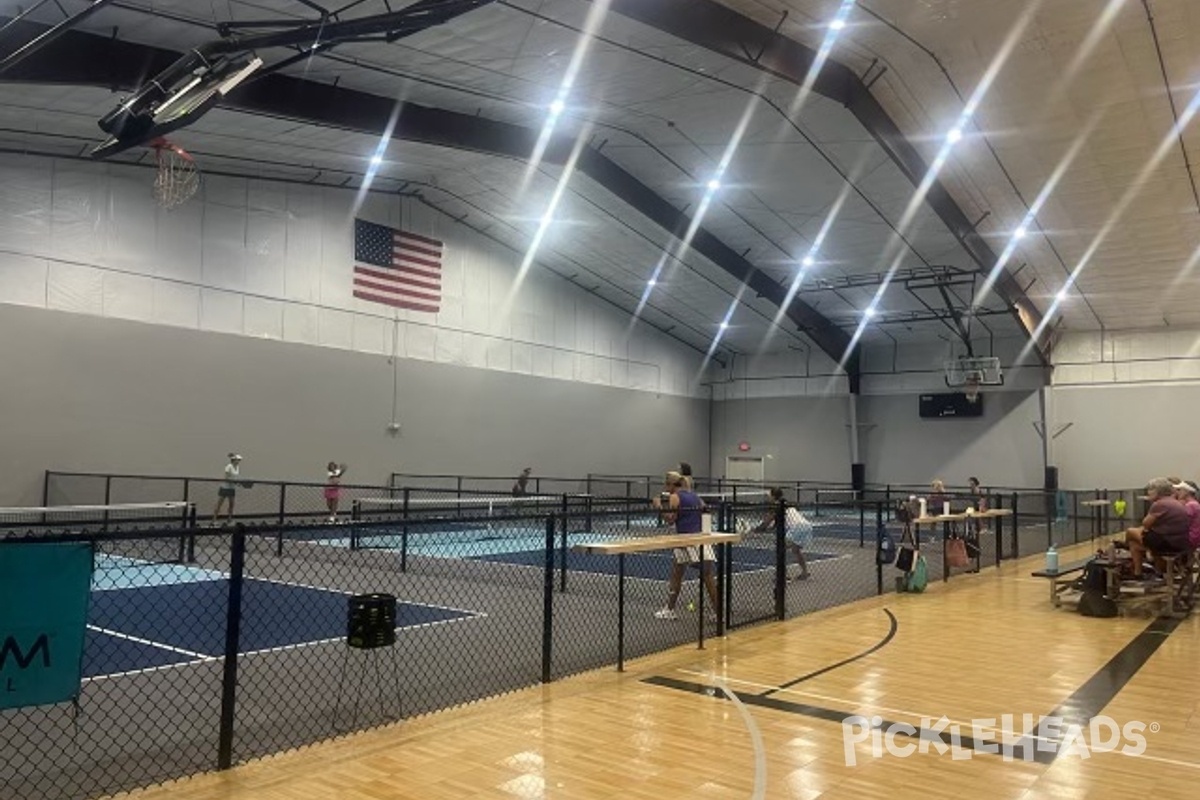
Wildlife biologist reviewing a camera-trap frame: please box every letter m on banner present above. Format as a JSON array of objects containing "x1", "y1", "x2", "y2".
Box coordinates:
[{"x1": 1, "y1": 543, "x2": 92, "y2": 710}]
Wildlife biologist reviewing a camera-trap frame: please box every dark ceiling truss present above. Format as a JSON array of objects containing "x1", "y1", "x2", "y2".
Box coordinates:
[
  {"x1": 0, "y1": 122, "x2": 726, "y2": 361},
  {"x1": 0, "y1": 0, "x2": 116, "y2": 75},
  {"x1": 604, "y1": 0, "x2": 1051, "y2": 367},
  {"x1": 0, "y1": 15, "x2": 856, "y2": 372}
]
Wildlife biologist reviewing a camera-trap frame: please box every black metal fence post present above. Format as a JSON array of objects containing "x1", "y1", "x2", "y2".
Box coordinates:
[
  {"x1": 217, "y1": 526, "x2": 246, "y2": 770},
  {"x1": 875, "y1": 502, "x2": 884, "y2": 595},
  {"x1": 559, "y1": 495, "x2": 568, "y2": 593},
  {"x1": 541, "y1": 514, "x2": 554, "y2": 683},
  {"x1": 774, "y1": 501, "x2": 786, "y2": 620},
  {"x1": 1011, "y1": 492, "x2": 1021, "y2": 559},
  {"x1": 275, "y1": 484, "x2": 287, "y2": 557},
  {"x1": 103, "y1": 475, "x2": 112, "y2": 530},
  {"x1": 859, "y1": 502, "x2": 865, "y2": 548}
]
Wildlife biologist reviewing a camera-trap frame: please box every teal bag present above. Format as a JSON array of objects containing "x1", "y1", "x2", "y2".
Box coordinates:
[{"x1": 907, "y1": 554, "x2": 928, "y2": 593}]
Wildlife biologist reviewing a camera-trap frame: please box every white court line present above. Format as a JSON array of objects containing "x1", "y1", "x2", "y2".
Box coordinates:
[
  {"x1": 676, "y1": 668, "x2": 1200, "y2": 769},
  {"x1": 245, "y1": 575, "x2": 481, "y2": 618},
  {"x1": 86, "y1": 625, "x2": 211, "y2": 660},
  {"x1": 713, "y1": 676, "x2": 767, "y2": 799},
  {"x1": 83, "y1": 658, "x2": 215, "y2": 684},
  {"x1": 239, "y1": 614, "x2": 489, "y2": 659}
]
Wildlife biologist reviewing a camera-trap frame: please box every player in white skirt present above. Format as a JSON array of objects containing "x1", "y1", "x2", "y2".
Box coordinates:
[{"x1": 754, "y1": 487, "x2": 812, "y2": 580}]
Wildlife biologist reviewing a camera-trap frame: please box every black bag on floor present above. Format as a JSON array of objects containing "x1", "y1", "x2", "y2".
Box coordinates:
[
  {"x1": 1078, "y1": 589, "x2": 1117, "y2": 618},
  {"x1": 1083, "y1": 560, "x2": 1107, "y2": 591},
  {"x1": 877, "y1": 526, "x2": 897, "y2": 565}
]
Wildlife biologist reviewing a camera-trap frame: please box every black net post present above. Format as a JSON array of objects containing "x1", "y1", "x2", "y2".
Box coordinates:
[
  {"x1": 217, "y1": 525, "x2": 247, "y2": 770},
  {"x1": 774, "y1": 500, "x2": 786, "y2": 621},
  {"x1": 542, "y1": 514, "x2": 554, "y2": 683},
  {"x1": 859, "y1": 502, "x2": 865, "y2": 548},
  {"x1": 401, "y1": 487, "x2": 410, "y2": 572},
  {"x1": 103, "y1": 475, "x2": 112, "y2": 530},
  {"x1": 624, "y1": 481, "x2": 632, "y2": 529},
  {"x1": 41, "y1": 469, "x2": 49, "y2": 506}
]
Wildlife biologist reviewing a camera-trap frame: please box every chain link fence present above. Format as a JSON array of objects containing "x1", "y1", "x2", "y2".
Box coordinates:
[{"x1": 8, "y1": 473, "x2": 1149, "y2": 799}]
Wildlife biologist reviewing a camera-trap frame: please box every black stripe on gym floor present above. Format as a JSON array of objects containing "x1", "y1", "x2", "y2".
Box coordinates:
[
  {"x1": 645, "y1": 614, "x2": 1180, "y2": 764},
  {"x1": 760, "y1": 608, "x2": 897, "y2": 696}
]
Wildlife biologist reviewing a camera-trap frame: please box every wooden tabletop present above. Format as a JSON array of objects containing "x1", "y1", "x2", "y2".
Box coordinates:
[
  {"x1": 911, "y1": 508, "x2": 1013, "y2": 524},
  {"x1": 572, "y1": 532, "x2": 742, "y2": 555}
]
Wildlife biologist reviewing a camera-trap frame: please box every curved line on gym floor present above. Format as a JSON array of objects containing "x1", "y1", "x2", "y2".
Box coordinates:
[
  {"x1": 714, "y1": 677, "x2": 768, "y2": 799},
  {"x1": 757, "y1": 608, "x2": 898, "y2": 697}
]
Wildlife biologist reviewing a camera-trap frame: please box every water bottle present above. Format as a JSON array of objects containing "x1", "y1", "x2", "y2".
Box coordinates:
[
  {"x1": 1046, "y1": 545, "x2": 1059, "y2": 573},
  {"x1": 918, "y1": 497, "x2": 927, "y2": 519}
]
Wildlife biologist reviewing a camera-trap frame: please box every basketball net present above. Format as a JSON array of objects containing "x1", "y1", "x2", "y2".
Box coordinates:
[{"x1": 151, "y1": 138, "x2": 201, "y2": 209}]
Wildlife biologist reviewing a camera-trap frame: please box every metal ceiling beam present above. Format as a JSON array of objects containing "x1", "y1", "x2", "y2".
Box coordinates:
[
  {"x1": 606, "y1": 0, "x2": 1050, "y2": 367},
  {"x1": 0, "y1": 0, "x2": 116, "y2": 75},
  {"x1": 0, "y1": 16, "x2": 857, "y2": 378}
]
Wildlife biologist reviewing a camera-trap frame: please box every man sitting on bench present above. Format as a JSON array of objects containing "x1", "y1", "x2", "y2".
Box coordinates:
[{"x1": 1125, "y1": 477, "x2": 1190, "y2": 582}]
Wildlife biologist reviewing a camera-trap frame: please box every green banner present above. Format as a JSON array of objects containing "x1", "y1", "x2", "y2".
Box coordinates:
[{"x1": 1, "y1": 542, "x2": 92, "y2": 710}]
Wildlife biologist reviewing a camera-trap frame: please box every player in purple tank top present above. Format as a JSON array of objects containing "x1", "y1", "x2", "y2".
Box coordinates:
[{"x1": 655, "y1": 471, "x2": 720, "y2": 620}]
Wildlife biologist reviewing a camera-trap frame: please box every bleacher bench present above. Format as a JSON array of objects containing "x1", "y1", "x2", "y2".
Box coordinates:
[{"x1": 1031, "y1": 559, "x2": 1093, "y2": 607}]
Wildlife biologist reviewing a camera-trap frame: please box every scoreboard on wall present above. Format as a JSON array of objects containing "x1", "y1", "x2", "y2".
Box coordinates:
[{"x1": 919, "y1": 392, "x2": 984, "y2": 418}]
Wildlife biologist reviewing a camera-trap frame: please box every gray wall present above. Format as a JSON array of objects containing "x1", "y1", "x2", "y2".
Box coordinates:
[
  {"x1": 1051, "y1": 384, "x2": 1200, "y2": 488},
  {"x1": 858, "y1": 391, "x2": 1043, "y2": 489},
  {"x1": 0, "y1": 304, "x2": 708, "y2": 505},
  {"x1": 709, "y1": 395, "x2": 852, "y2": 482}
]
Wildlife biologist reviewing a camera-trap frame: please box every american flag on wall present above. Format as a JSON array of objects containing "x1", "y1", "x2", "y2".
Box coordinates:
[{"x1": 353, "y1": 218, "x2": 443, "y2": 313}]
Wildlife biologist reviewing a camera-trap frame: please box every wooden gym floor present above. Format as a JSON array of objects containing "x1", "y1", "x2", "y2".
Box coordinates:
[{"x1": 121, "y1": 539, "x2": 1200, "y2": 799}]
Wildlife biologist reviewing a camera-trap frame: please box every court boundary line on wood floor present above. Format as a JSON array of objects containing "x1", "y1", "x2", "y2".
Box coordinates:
[{"x1": 646, "y1": 614, "x2": 1183, "y2": 766}]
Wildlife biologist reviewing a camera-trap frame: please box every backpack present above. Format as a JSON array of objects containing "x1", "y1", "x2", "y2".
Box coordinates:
[
  {"x1": 877, "y1": 526, "x2": 897, "y2": 565},
  {"x1": 1078, "y1": 589, "x2": 1117, "y2": 617},
  {"x1": 906, "y1": 555, "x2": 928, "y2": 593}
]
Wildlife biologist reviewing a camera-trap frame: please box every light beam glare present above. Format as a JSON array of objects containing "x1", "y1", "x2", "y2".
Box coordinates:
[
  {"x1": 786, "y1": 0, "x2": 856, "y2": 118},
  {"x1": 518, "y1": 0, "x2": 612, "y2": 195},
  {"x1": 1019, "y1": 83, "x2": 1200, "y2": 363},
  {"x1": 695, "y1": 290, "x2": 747, "y2": 380},
  {"x1": 627, "y1": 83, "x2": 764, "y2": 334},
  {"x1": 837, "y1": 1, "x2": 1042, "y2": 371},
  {"x1": 972, "y1": 111, "x2": 1101, "y2": 309},
  {"x1": 502, "y1": 124, "x2": 593, "y2": 314}
]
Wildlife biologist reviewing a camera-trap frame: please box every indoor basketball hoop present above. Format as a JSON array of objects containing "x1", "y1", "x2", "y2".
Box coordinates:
[
  {"x1": 964, "y1": 373, "x2": 981, "y2": 404},
  {"x1": 150, "y1": 138, "x2": 201, "y2": 209},
  {"x1": 945, "y1": 355, "x2": 1002, "y2": 402}
]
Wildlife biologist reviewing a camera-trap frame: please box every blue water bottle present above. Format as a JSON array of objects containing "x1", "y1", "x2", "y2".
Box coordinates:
[{"x1": 1046, "y1": 544, "x2": 1059, "y2": 573}]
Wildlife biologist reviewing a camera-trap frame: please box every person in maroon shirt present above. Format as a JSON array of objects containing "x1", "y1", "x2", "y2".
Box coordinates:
[{"x1": 1125, "y1": 477, "x2": 1190, "y2": 579}]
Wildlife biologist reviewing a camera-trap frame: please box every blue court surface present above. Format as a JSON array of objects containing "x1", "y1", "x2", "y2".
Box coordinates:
[
  {"x1": 84, "y1": 564, "x2": 480, "y2": 680},
  {"x1": 309, "y1": 529, "x2": 842, "y2": 580}
]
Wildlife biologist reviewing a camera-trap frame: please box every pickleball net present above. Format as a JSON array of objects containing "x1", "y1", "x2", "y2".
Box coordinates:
[{"x1": 0, "y1": 501, "x2": 197, "y2": 565}]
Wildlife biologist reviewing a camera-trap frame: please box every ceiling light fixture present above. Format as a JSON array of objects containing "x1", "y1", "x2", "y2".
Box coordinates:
[
  {"x1": 549, "y1": 98, "x2": 565, "y2": 116},
  {"x1": 707, "y1": 178, "x2": 721, "y2": 192},
  {"x1": 802, "y1": 255, "x2": 815, "y2": 267},
  {"x1": 830, "y1": 18, "x2": 846, "y2": 30},
  {"x1": 947, "y1": 127, "x2": 963, "y2": 144}
]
